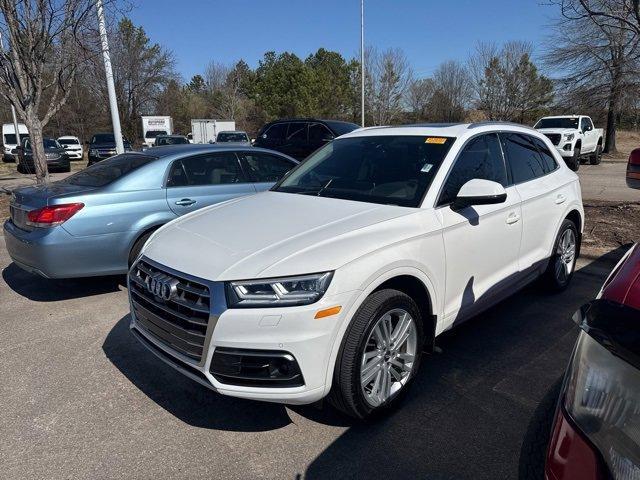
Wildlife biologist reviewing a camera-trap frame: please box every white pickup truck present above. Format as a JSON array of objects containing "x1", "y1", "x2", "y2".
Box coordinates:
[{"x1": 534, "y1": 115, "x2": 603, "y2": 171}]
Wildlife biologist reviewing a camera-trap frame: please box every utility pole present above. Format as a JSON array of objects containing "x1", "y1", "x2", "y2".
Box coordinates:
[
  {"x1": 360, "y1": 0, "x2": 365, "y2": 127},
  {"x1": 0, "y1": 33, "x2": 21, "y2": 150},
  {"x1": 96, "y1": 0, "x2": 124, "y2": 154}
]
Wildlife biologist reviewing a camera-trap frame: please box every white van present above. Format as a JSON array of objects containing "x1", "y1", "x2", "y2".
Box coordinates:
[{"x1": 2, "y1": 123, "x2": 28, "y2": 162}]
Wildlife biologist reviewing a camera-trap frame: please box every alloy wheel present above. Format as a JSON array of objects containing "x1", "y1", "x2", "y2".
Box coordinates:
[
  {"x1": 360, "y1": 308, "x2": 418, "y2": 407},
  {"x1": 555, "y1": 229, "x2": 576, "y2": 284}
]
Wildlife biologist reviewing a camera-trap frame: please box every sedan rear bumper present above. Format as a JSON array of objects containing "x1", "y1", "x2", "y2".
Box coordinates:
[{"x1": 3, "y1": 219, "x2": 129, "y2": 278}]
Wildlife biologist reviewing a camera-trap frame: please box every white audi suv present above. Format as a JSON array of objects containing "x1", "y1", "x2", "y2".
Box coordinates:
[{"x1": 127, "y1": 122, "x2": 584, "y2": 419}]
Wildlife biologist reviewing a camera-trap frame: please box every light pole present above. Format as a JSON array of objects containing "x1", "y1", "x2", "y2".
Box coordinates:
[
  {"x1": 0, "y1": 33, "x2": 21, "y2": 151},
  {"x1": 96, "y1": 0, "x2": 124, "y2": 154},
  {"x1": 360, "y1": 0, "x2": 365, "y2": 127}
]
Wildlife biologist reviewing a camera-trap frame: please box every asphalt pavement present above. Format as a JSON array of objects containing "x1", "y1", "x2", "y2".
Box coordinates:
[
  {"x1": 0, "y1": 229, "x2": 629, "y2": 479},
  {"x1": 577, "y1": 161, "x2": 639, "y2": 203}
]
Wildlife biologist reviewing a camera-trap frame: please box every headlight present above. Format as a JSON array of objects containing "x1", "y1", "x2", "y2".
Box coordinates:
[
  {"x1": 226, "y1": 272, "x2": 333, "y2": 308},
  {"x1": 89, "y1": 149, "x2": 97, "y2": 156},
  {"x1": 564, "y1": 328, "x2": 640, "y2": 478},
  {"x1": 564, "y1": 133, "x2": 575, "y2": 141}
]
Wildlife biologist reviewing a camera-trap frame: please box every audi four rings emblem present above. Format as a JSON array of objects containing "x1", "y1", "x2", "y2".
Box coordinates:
[{"x1": 145, "y1": 273, "x2": 178, "y2": 301}]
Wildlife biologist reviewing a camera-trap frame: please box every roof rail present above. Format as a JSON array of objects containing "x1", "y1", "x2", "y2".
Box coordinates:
[
  {"x1": 467, "y1": 121, "x2": 535, "y2": 130},
  {"x1": 402, "y1": 122, "x2": 462, "y2": 128}
]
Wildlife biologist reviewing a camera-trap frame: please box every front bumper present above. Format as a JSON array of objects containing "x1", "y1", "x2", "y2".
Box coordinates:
[
  {"x1": 128, "y1": 257, "x2": 358, "y2": 405},
  {"x1": 553, "y1": 143, "x2": 576, "y2": 158},
  {"x1": 3, "y1": 219, "x2": 130, "y2": 278},
  {"x1": 65, "y1": 150, "x2": 83, "y2": 160}
]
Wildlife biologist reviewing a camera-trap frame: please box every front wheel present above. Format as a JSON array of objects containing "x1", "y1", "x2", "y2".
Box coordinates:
[
  {"x1": 589, "y1": 144, "x2": 602, "y2": 165},
  {"x1": 328, "y1": 289, "x2": 424, "y2": 420},
  {"x1": 541, "y1": 219, "x2": 579, "y2": 292},
  {"x1": 566, "y1": 146, "x2": 580, "y2": 171}
]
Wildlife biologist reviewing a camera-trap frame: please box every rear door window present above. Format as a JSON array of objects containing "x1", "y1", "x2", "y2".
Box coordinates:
[
  {"x1": 501, "y1": 133, "x2": 547, "y2": 184},
  {"x1": 264, "y1": 123, "x2": 286, "y2": 140},
  {"x1": 167, "y1": 152, "x2": 245, "y2": 187},
  {"x1": 530, "y1": 137, "x2": 559, "y2": 174},
  {"x1": 287, "y1": 122, "x2": 308, "y2": 142}
]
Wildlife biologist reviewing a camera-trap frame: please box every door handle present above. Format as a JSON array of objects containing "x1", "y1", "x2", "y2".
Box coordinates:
[
  {"x1": 175, "y1": 198, "x2": 196, "y2": 206},
  {"x1": 506, "y1": 212, "x2": 520, "y2": 225},
  {"x1": 555, "y1": 194, "x2": 567, "y2": 205}
]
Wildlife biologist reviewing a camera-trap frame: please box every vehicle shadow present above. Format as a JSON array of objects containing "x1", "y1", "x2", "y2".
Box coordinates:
[
  {"x1": 102, "y1": 314, "x2": 292, "y2": 432},
  {"x1": 302, "y1": 246, "x2": 629, "y2": 479},
  {"x1": 1, "y1": 262, "x2": 125, "y2": 301}
]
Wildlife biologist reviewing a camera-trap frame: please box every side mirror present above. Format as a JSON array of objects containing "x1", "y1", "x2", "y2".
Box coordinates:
[
  {"x1": 453, "y1": 179, "x2": 507, "y2": 210},
  {"x1": 321, "y1": 135, "x2": 335, "y2": 142},
  {"x1": 261, "y1": 133, "x2": 267, "y2": 139}
]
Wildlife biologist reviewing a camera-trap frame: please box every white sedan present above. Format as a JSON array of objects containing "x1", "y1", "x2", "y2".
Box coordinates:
[
  {"x1": 128, "y1": 122, "x2": 584, "y2": 419},
  {"x1": 57, "y1": 135, "x2": 83, "y2": 160}
]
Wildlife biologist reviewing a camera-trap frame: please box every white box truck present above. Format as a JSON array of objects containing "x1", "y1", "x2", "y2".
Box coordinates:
[
  {"x1": 190, "y1": 119, "x2": 236, "y2": 144},
  {"x1": 2, "y1": 123, "x2": 28, "y2": 162},
  {"x1": 141, "y1": 116, "x2": 173, "y2": 148}
]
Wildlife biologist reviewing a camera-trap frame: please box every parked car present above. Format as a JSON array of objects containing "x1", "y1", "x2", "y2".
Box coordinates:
[
  {"x1": 534, "y1": 115, "x2": 603, "y2": 171},
  {"x1": 87, "y1": 133, "x2": 132, "y2": 166},
  {"x1": 153, "y1": 135, "x2": 189, "y2": 147},
  {"x1": 2, "y1": 122, "x2": 28, "y2": 162},
  {"x1": 127, "y1": 122, "x2": 584, "y2": 419},
  {"x1": 253, "y1": 118, "x2": 360, "y2": 160},
  {"x1": 627, "y1": 147, "x2": 640, "y2": 189},
  {"x1": 522, "y1": 243, "x2": 640, "y2": 480},
  {"x1": 57, "y1": 135, "x2": 83, "y2": 160},
  {"x1": 216, "y1": 131, "x2": 250, "y2": 144},
  {"x1": 16, "y1": 137, "x2": 70, "y2": 174},
  {"x1": 4, "y1": 145, "x2": 298, "y2": 278}
]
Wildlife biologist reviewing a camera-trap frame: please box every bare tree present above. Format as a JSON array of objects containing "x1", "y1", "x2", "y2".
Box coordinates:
[
  {"x1": 367, "y1": 48, "x2": 412, "y2": 125},
  {"x1": 546, "y1": 0, "x2": 640, "y2": 152},
  {"x1": 0, "y1": 0, "x2": 101, "y2": 183},
  {"x1": 203, "y1": 60, "x2": 230, "y2": 93},
  {"x1": 406, "y1": 77, "x2": 435, "y2": 121},
  {"x1": 430, "y1": 61, "x2": 472, "y2": 122}
]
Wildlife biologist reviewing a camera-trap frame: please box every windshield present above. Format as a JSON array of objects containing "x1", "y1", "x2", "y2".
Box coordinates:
[
  {"x1": 4, "y1": 133, "x2": 28, "y2": 145},
  {"x1": 535, "y1": 117, "x2": 580, "y2": 129},
  {"x1": 155, "y1": 136, "x2": 188, "y2": 146},
  {"x1": 324, "y1": 121, "x2": 360, "y2": 136},
  {"x1": 58, "y1": 138, "x2": 79, "y2": 145},
  {"x1": 60, "y1": 154, "x2": 157, "y2": 187},
  {"x1": 145, "y1": 130, "x2": 167, "y2": 139},
  {"x1": 217, "y1": 132, "x2": 248, "y2": 142},
  {"x1": 90, "y1": 133, "x2": 129, "y2": 145},
  {"x1": 274, "y1": 135, "x2": 455, "y2": 207},
  {"x1": 43, "y1": 139, "x2": 61, "y2": 149}
]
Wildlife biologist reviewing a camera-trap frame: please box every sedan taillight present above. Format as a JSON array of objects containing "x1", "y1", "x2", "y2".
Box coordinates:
[{"x1": 26, "y1": 203, "x2": 84, "y2": 228}]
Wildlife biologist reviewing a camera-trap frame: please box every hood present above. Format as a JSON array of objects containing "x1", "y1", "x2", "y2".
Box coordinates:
[
  {"x1": 537, "y1": 128, "x2": 577, "y2": 135},
  {"x1": 142, "y1": 191, "x2": 424, "y2": 281},
  {"x1": 90, "y1": 141, "x2": 131, "y2": 149}
]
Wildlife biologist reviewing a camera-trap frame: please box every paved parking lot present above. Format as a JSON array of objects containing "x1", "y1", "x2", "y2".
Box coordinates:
[{"x1": 0, "y1": 230, "x2": 629, "y2": 479}]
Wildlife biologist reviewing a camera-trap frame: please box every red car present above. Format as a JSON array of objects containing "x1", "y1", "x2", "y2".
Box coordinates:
[
  {"x1": 545, "y1": 243, "x2": 640, "y2": 479},
  {"x1": 628, "y1": 148, "x2": 640, "y2": 189}
]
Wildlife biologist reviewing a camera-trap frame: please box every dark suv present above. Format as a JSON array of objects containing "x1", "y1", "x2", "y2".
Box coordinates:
[
  {"x1": 87, "y1": 133, "x2": 132, "y2": 166},
  {"x1": 253, "y1": 118, "x2": 359, "y2": 160}
]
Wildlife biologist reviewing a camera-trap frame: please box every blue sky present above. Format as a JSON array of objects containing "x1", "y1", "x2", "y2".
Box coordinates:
[{"x1": 128, "y1": 0, "x2": 555, "y2": 82}]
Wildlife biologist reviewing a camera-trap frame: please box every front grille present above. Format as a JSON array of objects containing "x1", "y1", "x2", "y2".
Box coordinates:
[
  {"x1": 543, "y1": 133, "x2": 562, "y2": 146},
  {"x1": 129, "y1": 259, "x2": 211, "y2": 362}
]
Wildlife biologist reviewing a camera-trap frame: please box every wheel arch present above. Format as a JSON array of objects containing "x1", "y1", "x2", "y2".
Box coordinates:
[{"x1": 322, "y1": 267, "x2": 439, "y2": 398}]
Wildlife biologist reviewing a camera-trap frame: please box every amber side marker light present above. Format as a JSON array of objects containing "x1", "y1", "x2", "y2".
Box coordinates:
[{"x1": 315, "y1": 306, "x2": 342, "y2": 319}]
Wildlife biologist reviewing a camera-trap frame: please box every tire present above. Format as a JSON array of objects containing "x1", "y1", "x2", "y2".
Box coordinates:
[
  {"x1": 16, "y1": 163, "x2": 25, "y2": 174},
  {"x1": 518, "y1": 378, "x2": 563, "y2": 480},
  {"x1": 566, "y1": 145, "x2": 580, "y2": 171},
  {"x1": 328, "y1": 289, "x2": 424, "y2": 420},
  {"x1": 589, "y1": 144, "x2": 602, "y2": 165},
  {"x1": 541, "y1": 219, "x2": 579, "y2": 292},
  {"x1": 128, "y1": 230, "x2": 155, "y2": 268}
]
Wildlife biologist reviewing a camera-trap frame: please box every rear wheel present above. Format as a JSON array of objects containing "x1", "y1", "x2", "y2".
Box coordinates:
[
  {"x1": 541, "y1": 219, "x2": 578, "y2": 291},
  {"x1": 328, "y1": 289, "x2": 424, "y2": 420},
  {"x1": 16, "y1": 163, "x2": 25, "y2": 174},
  {"x1": 589, "y1": 144, "x2": 602, "y2": 165}
]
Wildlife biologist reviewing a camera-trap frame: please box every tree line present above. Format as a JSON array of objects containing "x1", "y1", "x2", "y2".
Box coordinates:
[{"x1": 0, "y1": 0, "x2": 639, "y2": 182}]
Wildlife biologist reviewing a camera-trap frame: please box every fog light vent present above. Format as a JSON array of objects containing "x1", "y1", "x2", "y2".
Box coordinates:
[{"x1": 210, "y1": 348, "x2": 304, "y2": 388}]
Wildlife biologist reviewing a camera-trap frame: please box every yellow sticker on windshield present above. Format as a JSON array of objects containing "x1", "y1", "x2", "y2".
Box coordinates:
[{"x1": 425, "y1": 137, "x2": 447, "y2": 144}]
